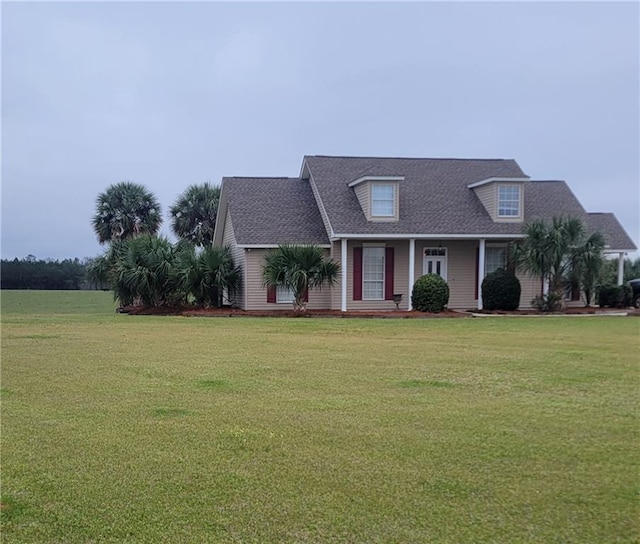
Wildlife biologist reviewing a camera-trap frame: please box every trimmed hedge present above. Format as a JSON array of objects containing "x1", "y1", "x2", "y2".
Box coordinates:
[
  {"x1": 597, "y1": 285, "x2": 632, "y2": 308},
  {"x1": 412, "y1": 274, "x2": 450, "y2": 312},
  {"x1": 481, "y1": 268, "x2": 521, "y2": 311}
]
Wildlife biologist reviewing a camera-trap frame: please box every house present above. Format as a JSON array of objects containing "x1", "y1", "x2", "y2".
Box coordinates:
[{"x1": 212, "y1": 155, "x2": 636, "y2": 311}]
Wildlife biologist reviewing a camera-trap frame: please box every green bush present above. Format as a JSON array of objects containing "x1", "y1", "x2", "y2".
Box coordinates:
[
  {"x1": 481, "y1": 268, "x2": 521, "y2": 311},
  {"x1": 412, "y1": 274, "x2": 450, "y2": 312},
  {"x1": 597, "y1": 285, "x2": 632, "y2": 308}
]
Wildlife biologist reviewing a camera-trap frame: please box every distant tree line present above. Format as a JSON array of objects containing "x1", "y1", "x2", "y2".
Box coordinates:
[{"x1": 0, "y1": 256, "x2": 104, "y2": 290}]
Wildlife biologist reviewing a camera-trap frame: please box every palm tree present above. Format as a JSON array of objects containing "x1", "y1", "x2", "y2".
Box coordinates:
[
  {"x1": 262, "y1": 245, "x2": 340, "y2": 312},
  {"x1": 512, "y1": 216, "x2": 605, "y2": 308},
  {"x1": 92, "y1": 182, "x2": 162, "y2": 244},
  {"x1": 176, "y1": 246, "x2": 241, "y2": 307},
  {"x1": 169, "y1": 183, "x2": 221, "y2": 247},
  {"x1": 110, "y1": 234, "x2": 183, "y2": 307}
]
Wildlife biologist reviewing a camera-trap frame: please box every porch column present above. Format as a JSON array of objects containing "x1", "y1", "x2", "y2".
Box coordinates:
[
  {"x1": 408, "y1": 239, "x2": 416, "y2": 311},
  {"x1": 617, "y1": 252, "x2": 625, "y2": 285},
  {"x1": 477, "y1": 239, "x2": 486, "y2": 310},
  {"x1": 341, "y1": 238, "x2": 348, "y2": 312}
]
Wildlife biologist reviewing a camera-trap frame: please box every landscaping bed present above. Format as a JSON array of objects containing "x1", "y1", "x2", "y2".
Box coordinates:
[{"x1": 123, "y1": 305, "x2": 635, "y2": 318}]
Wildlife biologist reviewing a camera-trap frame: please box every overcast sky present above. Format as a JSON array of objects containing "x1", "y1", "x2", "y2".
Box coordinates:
[{"x1": 2, "y1": 1, "x2": 639, "y2": 260}]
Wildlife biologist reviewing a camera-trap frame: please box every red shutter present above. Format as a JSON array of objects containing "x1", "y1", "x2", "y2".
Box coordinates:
[
  {"x1": 267, "y1": 285, "x2": 276, "y2": 303},
  {"x1": 474, "y1": 247, "x2": 480, "y2": 300},
  {"x1": 353, "y1": 247, "x2": 363, "y2": 300},
  {"x1": 385, "y1": 247, "x2": 394, "y2": 300},
  {"x1": 303, "y1": 287, "x2": 309, "y2": 302}
]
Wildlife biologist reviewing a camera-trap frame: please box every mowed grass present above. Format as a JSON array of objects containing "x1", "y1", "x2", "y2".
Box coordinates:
[{"x1": 1, "y1": 290, "x2": 639, "y2": 543}]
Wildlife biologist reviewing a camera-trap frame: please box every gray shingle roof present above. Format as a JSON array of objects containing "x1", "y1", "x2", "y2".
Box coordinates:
[
  {"x1": 223, "y1": 177, "x2": 329, "y2": 246},
  {"x1": 219, "y1": 156, "x2": 636, "y2": 251},
  {"x1": 304, "y1": 155, "x2": 529, "y2": 235},
  {"x1": 585, "y1": 212, "x2": 637, "y2": 251}
]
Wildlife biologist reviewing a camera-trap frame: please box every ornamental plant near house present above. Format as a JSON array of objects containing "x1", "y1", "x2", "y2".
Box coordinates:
[
  {"x1": 481, "y1": 268, "x2": 521, "y2": 311},
  {"x1": 411, "y1": 274, "x2": 450, "y2": 312},
  {"x1": 262, "y1": 245, "x2": 340, "y2": 312}
]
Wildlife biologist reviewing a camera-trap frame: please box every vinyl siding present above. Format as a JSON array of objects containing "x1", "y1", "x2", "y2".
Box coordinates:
[
  {"x1": 516, "y1": 272, "x2": 541, "y2": 309},
  {"x1": 221, "y1": 211, "x2": 246, "y2": 309},
  {"x1": 346, "y1": 240, "x2": 410, "y2": 310},
  {"x1": 354, "y1": 184, "x2": 370, "y2": 219},
  {"x1": 474, "y1": 184, "x2": 496, "y2": 219},
  {"x1": 243, "y1": 248, "x2": 333, "y2": 311},
  {"x1": 414, "y1": 240, "x2": 478, "y2": 309}
]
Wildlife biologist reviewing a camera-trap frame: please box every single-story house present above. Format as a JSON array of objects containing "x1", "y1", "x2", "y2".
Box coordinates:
[{"x1": 212, "y1": 155, "x2": 636, "y2": 311}]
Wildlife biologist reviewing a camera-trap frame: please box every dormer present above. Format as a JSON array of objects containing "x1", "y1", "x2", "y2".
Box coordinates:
[
  {"x1": 467, "y1": 177, "x2": 529, "y2": 222},
  {"x1": 348, "y1": 175, "x2": 404, "y2": 222}
]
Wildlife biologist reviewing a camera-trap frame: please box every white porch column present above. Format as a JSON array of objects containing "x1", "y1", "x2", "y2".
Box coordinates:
[
  {"x1": 617, "y1": 252, "x2": 625, "y2": 285},
  {"x1": 341, "y1": 238, "x2": 348, "y2": 312},
  {"x1": 477, "y1": 239, "x2": 486, "y2": 310},
  {"x1": 408, "y1": 238, "x2": 416, "y2": 311}
]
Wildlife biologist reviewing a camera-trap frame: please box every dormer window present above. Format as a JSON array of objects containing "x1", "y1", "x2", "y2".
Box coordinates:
[
  {"x1": 371, "y1": 184, "x2": 395, "y2": 217},
  {"x1": 467, "y1": 177, "x2": 527, "y2": 223},
  {"x1": 348, "y1": 175, "x2": 403, "y2": 222},
  {"x1": 498, "y1": 185, "x2": 521, "y2": 217}
]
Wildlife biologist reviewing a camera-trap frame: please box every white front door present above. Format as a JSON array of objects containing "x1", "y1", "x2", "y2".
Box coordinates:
[{"x1": 423, "y1": 248, "x2": 447, "y2": 280}]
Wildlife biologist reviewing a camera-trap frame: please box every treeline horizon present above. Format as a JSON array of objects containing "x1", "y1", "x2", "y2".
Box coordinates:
[{"x1": 0, "y1": 256, "x2": 106, "y2": 290}]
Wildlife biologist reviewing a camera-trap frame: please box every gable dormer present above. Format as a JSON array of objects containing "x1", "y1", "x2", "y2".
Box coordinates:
[
  {"x1": 467, "y1": 177, "x2": 529, "y2": 222},
  {"x1": 348, "y1": 175, "x2": 404, "y2": 222}
]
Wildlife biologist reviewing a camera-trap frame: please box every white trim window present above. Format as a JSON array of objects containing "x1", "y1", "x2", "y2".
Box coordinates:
[
  {"x1": 485, "y1": 244, "x2": 507, "y2": 275},
  {"x1": 276, "y1": 285, "x2": 295, "y2": 303},
  {"x1": 371, "y1": 184, "x2": 395, "y2": 217},
  {"x1": 498, "y1": 185, "x2": 520, "y2": 217},
  {"x1": 363, "y1": 247, "x2": 385, "y2": 300}
]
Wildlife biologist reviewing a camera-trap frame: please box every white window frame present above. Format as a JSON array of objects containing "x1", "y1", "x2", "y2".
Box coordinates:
[
  {"x1": 276, "y1": 285, "x2": 295, "y2": 304},
  {"x1": 371, "y1": 183, "x2": 395, "y2": 217},
  {"x1": 362, "y1": 246, "x2": 385, "y2": 300},
  {"x1": 498, "y1": 185, "x2": 521, "y2": 217},
  {"x1": 484, "y1": 243, "x2": 508, "y2": 275}
]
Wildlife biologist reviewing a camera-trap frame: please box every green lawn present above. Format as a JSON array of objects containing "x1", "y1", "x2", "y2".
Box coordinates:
[{"x1": 1, "y1": 290, "x2": 639, "y2": 543}]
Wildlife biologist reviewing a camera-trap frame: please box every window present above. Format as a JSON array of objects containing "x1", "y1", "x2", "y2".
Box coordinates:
[
  {"x1": 485, "y1": 245, "x2": 507, "y2": 275},
  {"x1": 276, "y1": 285, "x2": 294, "y2": 303},
  {"x1": 363, "y1": 247, "x2": 385, "y2": 300},
  {"x1": 498, "y1": 185, "x2": 520, "y2": 217},
  {"x1": 371, "y1": 184, "x2": 395, "y2": 216}
]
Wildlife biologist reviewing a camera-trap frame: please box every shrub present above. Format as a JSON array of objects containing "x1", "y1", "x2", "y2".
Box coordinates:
[
  {"x1": 531, "y1": 292, "x2": 563, "y2": 312},
  {"x1": 412, "y1": 274, "x2": 449, "y2": 312},
  {"x1": 481, "y1": 268, "x2": 521, "y2": 311},
  {"x1": 597, "y1": 285, "x2": 633, "y2": 308}
]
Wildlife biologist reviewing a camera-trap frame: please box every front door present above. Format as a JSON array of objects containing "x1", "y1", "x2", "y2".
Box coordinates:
[{"x1": 423, "y1": 247, "x2": 447, "y2": 280}]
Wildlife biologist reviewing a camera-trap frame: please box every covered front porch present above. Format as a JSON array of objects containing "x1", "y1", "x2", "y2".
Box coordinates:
[{"x1": 334, "y1": 237, "x2": 540, "y2": 312}]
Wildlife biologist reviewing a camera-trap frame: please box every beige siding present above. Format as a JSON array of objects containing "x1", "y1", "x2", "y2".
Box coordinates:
[
  {"x1": 474, "y1": 184, "x2": 496, "y2": 219},
  {"x1": 344, "y1": 240, "x2": 410, "y2": 311},
  {"x1": 221, "y1": 211, "x2": 247, "y2": 309},
  {"x1": 354, "y1": 183, "x2": 370, "y2": 219},
  {"x1": 414, "y1": 240, "x2": 478, "y2": 310},
  {"x1": 331, "y1": 241, "x2": 342, "y2": 310},
  {"x1": 243, "y1": 248, "x2": 333, "y2": 311},
  {"x1": 517, "y1": 272, "x2": 541, "y2": 309}
]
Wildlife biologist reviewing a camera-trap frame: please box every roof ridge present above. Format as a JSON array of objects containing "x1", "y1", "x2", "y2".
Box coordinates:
[
  {"x1": 223, "y1": 176, "x2": 299, "y2": 180},
  {"x1": 307, "y1": 154, "x2": 515, "y2": 162}
]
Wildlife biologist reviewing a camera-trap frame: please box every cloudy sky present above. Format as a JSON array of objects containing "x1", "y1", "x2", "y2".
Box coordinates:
[{"x1": 2, "y1": 1, "x2": 638, "y2": 260}]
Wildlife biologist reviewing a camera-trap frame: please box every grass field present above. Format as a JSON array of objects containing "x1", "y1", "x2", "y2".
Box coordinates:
[{"x1": 1, "y1": 290, "x2": 638, "y2": 543}]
